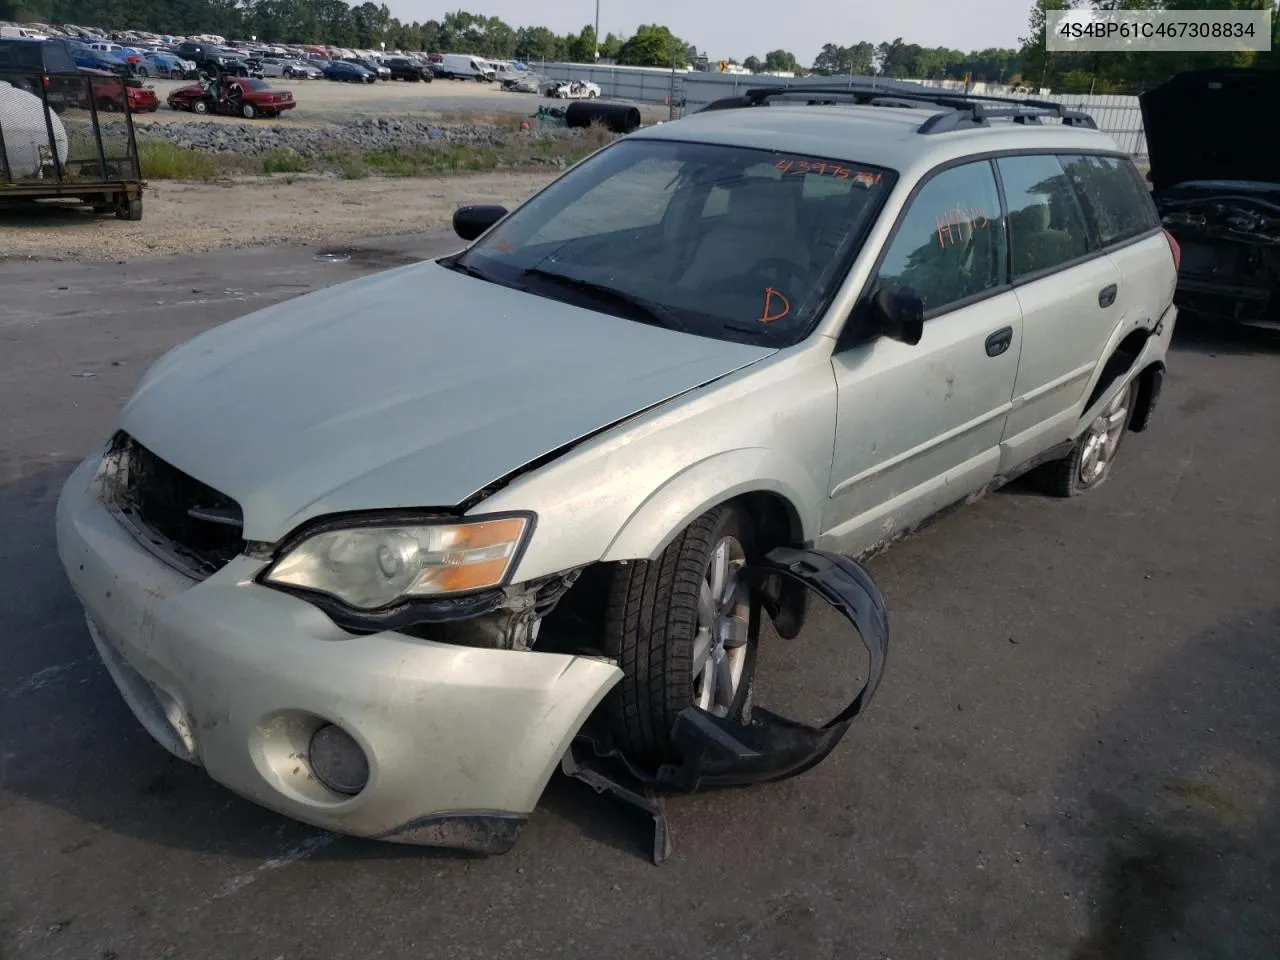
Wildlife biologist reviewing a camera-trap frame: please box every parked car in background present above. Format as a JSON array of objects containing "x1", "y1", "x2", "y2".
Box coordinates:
[
  {"x1": 66, "y1": 41, "x2": 130, "y2": 75},
  {"x1": 167, "y1": 76, "x2": 294, "y2": 119},
  {"x1": 1140, "y1": 68, "x2": 1280, "y2": 331},
  {"x1": 323, "y1": 60, "x2": 375, "y2": 83},
  {"x1": 503, "y1": 72, "x2": 542, "y2": 94},
  {"x1": 382, "y1": 56, "x2": 432, "y2": 82},
  {"x1": 285, "y1": 59, "x2": 323, "y2": 79},
  {"x1": 344, "y1": 56, "x2": 389, "y2": 80},
  {"x1": 549, "y1": 79, "x2": 600, "y2": 99},
  {"x1": 139, "y1": 50, "x2": 195, "y2": 79},
  {"x1": 74, "y1": 65, "x2": 159, "y2": 113},
  {"x1": 255, "y1": 56, "x2": 312, "y2": 78}
]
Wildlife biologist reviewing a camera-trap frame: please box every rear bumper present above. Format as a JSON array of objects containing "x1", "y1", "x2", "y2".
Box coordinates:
[
  {"x1": 1175, "y1": 276, "x2": 1279, "y2": 329},
  {"x1": 55, "y1": 453, "x2": 622, "y2": 850}
]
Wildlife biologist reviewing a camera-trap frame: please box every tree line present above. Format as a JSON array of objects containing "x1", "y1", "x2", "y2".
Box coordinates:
[{"x1": 1, "y1": 0, "x2": 1273, "y2": 89}]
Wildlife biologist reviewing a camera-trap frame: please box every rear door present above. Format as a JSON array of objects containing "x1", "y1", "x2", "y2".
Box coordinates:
[
  {"x1": 825, "y1": 159, "x2": 1020, "y2": 554},
  {"x1": 997, "y1": 153, "x2": 1122, "y2": 467},
  {"x1": 1061, "y1": 153, "x2": 1174, "y2": 334}
]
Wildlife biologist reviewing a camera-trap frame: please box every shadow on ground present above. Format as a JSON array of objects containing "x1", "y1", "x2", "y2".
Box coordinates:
[{"x1": 1042, "y1": 608, "x2": 1280, "y2": 960}]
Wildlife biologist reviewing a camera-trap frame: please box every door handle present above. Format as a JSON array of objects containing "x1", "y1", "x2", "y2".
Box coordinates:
[
  {"x1": 985, "y1": 326, "x2": 1013, "y2": 358},
  {"x1": 1099, "y1": 284, "x2": 1118, "y2": 308}
]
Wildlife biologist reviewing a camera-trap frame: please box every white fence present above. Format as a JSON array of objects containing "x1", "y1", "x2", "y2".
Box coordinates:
[{"x1": 528, "y1": 63, "x2": 1148, "y2": 159}]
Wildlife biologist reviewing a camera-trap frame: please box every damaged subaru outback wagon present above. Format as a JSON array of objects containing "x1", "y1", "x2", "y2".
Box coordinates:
[{"x1": 56, "y1": 85, "x2": 1178, "y2": 857}]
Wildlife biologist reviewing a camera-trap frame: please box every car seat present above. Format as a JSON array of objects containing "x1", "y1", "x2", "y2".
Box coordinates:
[{"x1": 676, "y1": 175, "x2": 809, "y2": 291}]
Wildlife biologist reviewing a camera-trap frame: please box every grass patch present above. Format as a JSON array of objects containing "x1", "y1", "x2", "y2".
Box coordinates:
[
  {"x1": 261, "y1": 148, "x2": 308, "y2": 174},
  {"x1": 137, "y1": 140, "x2": 218, "y2": 180},
  {"x1": 361, "y1": 143, "x2": 502, "y2": 176},
  {"x1": 337, "y1": 154, "x2": 368, "y2": 179}
]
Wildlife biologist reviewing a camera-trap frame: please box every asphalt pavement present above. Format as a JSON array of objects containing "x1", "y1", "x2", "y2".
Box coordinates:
[{"x1": 1, "y1": 234, "x2": 1277, "y2": 960}]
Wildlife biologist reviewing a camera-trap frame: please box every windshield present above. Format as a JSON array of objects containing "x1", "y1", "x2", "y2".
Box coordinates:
[{"x1": 452, "y1": 138, "x2": 893, "y2": 346}]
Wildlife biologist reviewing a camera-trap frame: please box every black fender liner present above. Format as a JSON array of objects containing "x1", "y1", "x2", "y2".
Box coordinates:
[{"x1": 561, "y1": 547, "x2": 889, "y2": 863}]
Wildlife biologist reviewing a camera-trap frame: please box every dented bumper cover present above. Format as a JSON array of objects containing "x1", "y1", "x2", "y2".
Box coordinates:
[
  {"x1": 57, "y1": 449, "x2": 889, "y2": 860},
  {"x1": 55, "y1": 453, "x2": 622, "y2": 853}
]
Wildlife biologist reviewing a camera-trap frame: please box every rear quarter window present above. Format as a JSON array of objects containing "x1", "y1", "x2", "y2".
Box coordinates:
[{"x1": 1061, "y1": 154, "x2": 1160, "y2": 247}]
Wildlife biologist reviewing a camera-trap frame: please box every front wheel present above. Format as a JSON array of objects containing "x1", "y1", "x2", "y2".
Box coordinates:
[
  {"x1": 170, "y1": 68, "x2": 184, "y2": 80},
  {"x1": 191, "y1": 99, "x2": 209, "y2": 114},
  {"x1": 240, "y1": 102, "x2": 257, "y2": 119},
  {"x1": 602, "y1": 505, "x2": 757, "y2": 766},
  {"x1": 1040, "y1": 379, "x2": 1138, "y2": 497}
]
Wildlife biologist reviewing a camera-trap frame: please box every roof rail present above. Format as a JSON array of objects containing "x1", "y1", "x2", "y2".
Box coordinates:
[{"x1": 697, "y1": 83, "x2": 1098, "y2": 134}]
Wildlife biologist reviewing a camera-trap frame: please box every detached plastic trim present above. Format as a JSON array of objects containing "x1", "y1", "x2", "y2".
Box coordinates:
[{"x1": 562, "y1": 546, "x2": 890, "y2": 863}]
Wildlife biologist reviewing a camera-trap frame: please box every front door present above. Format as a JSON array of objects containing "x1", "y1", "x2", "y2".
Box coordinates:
[{"x1": 824, "y1": 159, "x2": 1020, "y2": 555}]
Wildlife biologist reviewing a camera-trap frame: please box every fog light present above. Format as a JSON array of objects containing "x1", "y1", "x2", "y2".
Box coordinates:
[{"x1": 308, "y1": 724, "x2": 369, "y2": 796}]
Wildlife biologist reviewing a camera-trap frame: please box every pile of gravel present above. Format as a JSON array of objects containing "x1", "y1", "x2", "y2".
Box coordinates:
[{"x1": 127, "y1": 116, "x2": 594, "y2": 158}]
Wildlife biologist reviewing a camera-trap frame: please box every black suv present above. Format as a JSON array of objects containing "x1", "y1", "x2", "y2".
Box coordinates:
[
  {"x1": 0, "y1": 38, "x2": 91, "y2": 109},
  {"x1": 173, "y1": 42, "x2": 254, "y2": 77},
  {"x1": 383, "y1": 57, "x2": 433, "y2": 82},
  {"x1": 1141, "y1": 69, "x2": 1280, "y2": 330}
]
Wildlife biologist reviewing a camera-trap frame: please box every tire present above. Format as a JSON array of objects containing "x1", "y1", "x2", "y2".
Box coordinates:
[
  {"x1": 240, "y1": 102, "x2": 256, "y2": 119},
  {"x1": 116, "y1": 196, "x2": 142, "y2": 221},
  {"x1": 97, "y1": 97, "x2": 117, "y2": 113},
  {"x1": 136, "y1": 66, "x2": 149, "y2": 78},
  {"x1": 602, "y1": 505, "x2": 758, "y2": 766},
  {"x1": 1040, "y1": 379, "x2": 1139, "y2": 497},
  {"x1": 191, "y1": 99, "x2": 209, "y2": 115},
  {"x1": 170, "y1": 68, "x2": 183, "y2": 80}
]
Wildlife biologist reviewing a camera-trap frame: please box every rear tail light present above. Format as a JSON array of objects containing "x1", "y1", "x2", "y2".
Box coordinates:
[{"x1": 1163, "y1": 229, "x2": 1181, "y2": 271}]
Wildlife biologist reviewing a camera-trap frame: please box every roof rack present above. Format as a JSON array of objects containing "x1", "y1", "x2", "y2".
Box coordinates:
[{"x1": 697, "y1": 83, "x2": 1098, "y2": 134}]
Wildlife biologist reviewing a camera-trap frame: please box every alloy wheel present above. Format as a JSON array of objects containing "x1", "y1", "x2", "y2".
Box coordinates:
[{"x1": 692, "y1": 536, "x2": 751, "y2": 717}]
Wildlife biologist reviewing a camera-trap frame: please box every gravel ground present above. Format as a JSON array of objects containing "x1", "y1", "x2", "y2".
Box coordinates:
[
  {"x1": 0, "y1": 171, "x2": 556, "y2": 261},
  {"x1": 129, "y1": 115, "x2": 601, "y2": 157}
]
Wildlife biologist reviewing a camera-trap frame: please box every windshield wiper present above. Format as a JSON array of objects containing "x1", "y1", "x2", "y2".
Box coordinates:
[
  {"x1": 520, "y1": 267, "x2": 690, "y2": 333},
  {"x1": 437, "y1": 256, "x2": 495, "y2": 282}
]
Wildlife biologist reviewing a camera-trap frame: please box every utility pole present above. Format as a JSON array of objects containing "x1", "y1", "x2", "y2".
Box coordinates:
[{"x1": 594, "y1": 0, "x2": 600, "y2": 60}]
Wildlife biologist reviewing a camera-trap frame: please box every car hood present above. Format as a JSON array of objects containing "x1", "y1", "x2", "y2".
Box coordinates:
[
  {"x1": 119, "y1": 260, "x2": 775, "y2": 542},
  {"x1": 1140, "y1": 68, "x2": 1280, "y2": 191}
]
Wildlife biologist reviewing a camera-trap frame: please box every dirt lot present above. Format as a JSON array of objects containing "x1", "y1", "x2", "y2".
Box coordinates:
[
  {"x1": 143, "y1": 75, "x2": 674, "y2": 124},
  {"x1": 0, "y1": 170, "x2": 557, "y2": 261}
]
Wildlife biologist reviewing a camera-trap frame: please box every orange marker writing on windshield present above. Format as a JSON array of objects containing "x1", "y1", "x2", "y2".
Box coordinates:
[{"x1": 759, "y1": 287, "x2": 791, "y2": 323}]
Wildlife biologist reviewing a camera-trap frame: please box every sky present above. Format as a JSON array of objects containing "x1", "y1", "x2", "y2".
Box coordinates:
[{"x1": 387, "y1": 0, "x2": 1037, "y2": 65}]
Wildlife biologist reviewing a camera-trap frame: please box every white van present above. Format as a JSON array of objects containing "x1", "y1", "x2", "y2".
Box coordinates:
[
  {"x1": 437, "y1": 53, "x2": 494, "y2": 81},
  {"x1": 0, "y1": 24, "x2": 47, "y2": 39}
]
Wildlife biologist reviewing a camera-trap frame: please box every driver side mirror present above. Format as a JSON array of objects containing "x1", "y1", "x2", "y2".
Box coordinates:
[
  {"x1": 871, "y1": 284, "x2": 925, "y2": 346},
  {"x1": 453, "y1": 204, "x2": 508, "y2": 241}
]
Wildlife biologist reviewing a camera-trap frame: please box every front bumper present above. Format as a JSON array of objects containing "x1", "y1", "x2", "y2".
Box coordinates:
[{"x1": 54, "y1": 454, "x2": 622, "y2": 851}]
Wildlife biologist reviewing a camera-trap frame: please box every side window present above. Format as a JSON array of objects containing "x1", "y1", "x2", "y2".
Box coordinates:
[
  {"x1": 1061, "y1": 154, "x2": 1160, "y2": 246},
  {"x1": 876, "y1": 160, "x2": 1006, "y2": 314},
  {"x1": 997, "y1": 154, "x2": 1093, "y2": 279}
]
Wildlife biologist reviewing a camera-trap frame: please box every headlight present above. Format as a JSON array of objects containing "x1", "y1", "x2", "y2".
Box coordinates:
[{"x1": 263, "y1": 515, "x2": 531, "y2": 610}]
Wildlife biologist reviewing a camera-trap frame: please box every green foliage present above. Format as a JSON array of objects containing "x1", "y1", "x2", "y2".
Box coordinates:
[
  {"x1": 137, "y1": 140, "x2": 217, "y2": 180},
  {"x1": 261, "y1": 147, "x2": 308, "y2": 173},
  {"x1": 617, "y1": 24, "x2": 691, "y2": 67}
]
